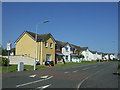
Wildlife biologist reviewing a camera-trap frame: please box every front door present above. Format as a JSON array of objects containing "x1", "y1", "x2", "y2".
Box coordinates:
[{"x1": 46, "y1": 54, "x2": 51, "y2": 61}]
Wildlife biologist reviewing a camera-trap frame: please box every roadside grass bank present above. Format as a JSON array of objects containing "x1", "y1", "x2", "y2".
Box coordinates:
[
  {"x1": 55, "y1": 61, "x2": 98, "y2": 67},
  {"x1": 1, "y1": 65, "x2": 47, "y2": 73},
  {"x1": 1, "y1": 60, "x2": 107, "y2": 73}
]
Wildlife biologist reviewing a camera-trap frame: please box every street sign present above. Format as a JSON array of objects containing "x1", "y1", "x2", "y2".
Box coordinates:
[{"x1": 7, "y1": 43, "x2": 11, "y2": 51}]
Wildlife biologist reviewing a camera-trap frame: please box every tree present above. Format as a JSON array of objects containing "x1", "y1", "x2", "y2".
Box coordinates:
[{"x1": 76, "y1": 54, "x2": 85, "y2": 62}]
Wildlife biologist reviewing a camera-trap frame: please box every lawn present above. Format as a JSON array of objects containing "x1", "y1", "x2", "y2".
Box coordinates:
[
  {"x1": 1, "y1": 65, "x2": 47, "y2": 73},
  {"x1": 55, "y1": 61, "x2": 98, "y2": 67},
  {"x1": 1, "y1": 61, "x2": 98, "y2": 73}
]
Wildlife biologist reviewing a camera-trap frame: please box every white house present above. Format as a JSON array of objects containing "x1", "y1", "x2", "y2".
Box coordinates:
[
  {"x1": 97, "y1": 52, "x2": 102, "y2": 59},
  {"x1": 81, "y1": 47, "x2": 93, "y2": 61},
  {"x1": 109, "y1": 53, "x2": 115, "y2": 60},
  {"x1": 103, "y1": 53, "x2": 109, "y2": 60},
  {"x1": 90, "y1": 51, "x2": 98, "y2": 60},
  {"x1": 62, "y1": 42, "x2": 72, "y2": 62}
]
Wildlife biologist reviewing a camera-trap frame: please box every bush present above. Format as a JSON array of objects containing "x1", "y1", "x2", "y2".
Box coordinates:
[{"x1": 0, "y1": 57, "x2": 9, "y2": 66}]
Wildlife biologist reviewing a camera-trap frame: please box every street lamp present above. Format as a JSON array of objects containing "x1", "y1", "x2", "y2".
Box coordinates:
[{"x1": 34, "y1": 20, "x2": 49, "y2": 70}]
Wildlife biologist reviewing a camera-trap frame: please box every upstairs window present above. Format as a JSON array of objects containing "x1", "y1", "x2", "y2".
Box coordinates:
[
  {"x1": 66, "y1": 47, "x2": 68, "y2": 52},
  {"x1": 50, "y1": 43, "x2": 53, "y2": 48},
  {"x1": 56, "y1": 45, "x2": 60, "y2": 51},
  {"x1": 45, "y1": 42, "x2": 48, "y2": 47}
]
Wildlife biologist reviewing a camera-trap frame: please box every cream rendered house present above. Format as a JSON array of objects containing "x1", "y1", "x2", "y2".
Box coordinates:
[{"x1": 15, "y1": 31, "x2": 56, "y2": 65}]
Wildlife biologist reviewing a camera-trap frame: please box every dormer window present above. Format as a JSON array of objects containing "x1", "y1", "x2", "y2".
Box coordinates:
[{"x1": 45, "y1": 42, "x2": 48, "y2": 47}]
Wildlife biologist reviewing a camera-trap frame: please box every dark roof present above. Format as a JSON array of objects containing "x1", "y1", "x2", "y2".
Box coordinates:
[
  {"x1": 15, "y1": 31, "x2": 55, "y2": 43},
  {"x1": 55, "y1": 40, "x2": 68, "y2": 47},
  {"x1": 90, "y1": 51, "x2": 97, "y2": 54},
  {"x1": 80, "y1": 47, "x2": 88, "y2": 51},
  {"x1": 26, "y1": 31, "x2": 54, "y2": 42},
  {"x1": 97, "y1": 52, "x2": 102, "y2": 54},
  {"x1": 70, "y1": 44, "x2": 80, "y2": 50}
]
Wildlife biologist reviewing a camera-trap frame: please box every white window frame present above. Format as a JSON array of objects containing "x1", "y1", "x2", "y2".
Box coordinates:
[
  {"x1": 45, "y1": 42, "x2": 48, "y2": 47},
  {"x1": 66, "y1": 47, "x2": 68, "y2": 52},
  {"x1": 56, "y1": 45, "x2": 60, "y2": 51},
  {"x1": 50, "y1": 43, "x2": 53, "y2": 48}
]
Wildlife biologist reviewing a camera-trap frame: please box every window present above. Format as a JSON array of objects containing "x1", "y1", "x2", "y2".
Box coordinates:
[
  {"x1": 50, "y1": 43, "x2": 53, "y2": 48},
  {"x1": 56, "y1": 45, "x2": 60, "y2": 51},
  {"x1": 70, "y1": 48, "x2": 73, "y2": 52},
  {"x1": 66, "y1": 47, "x2": 68, "y2": 52},
  {"x1": 66, "y1": 55, "x2": 68, "y2": 60},
  {"x1": 45, "y1": 42, "x2": 48, "y2": 47}
]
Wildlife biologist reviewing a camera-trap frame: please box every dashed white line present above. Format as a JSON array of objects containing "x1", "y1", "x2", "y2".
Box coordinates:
[
  {"x1": 29, "y1": 74, "x2": 36, "y2": 78},
  {"x1": 73, "y1": 70, "x2": 78, "y2": 72},
  {"x1": 64, "y1": 72, "x2": 69, "y2": 74},
  {"x1": 82, "y1": 67, "x2": 90, "y2": 70},
  {"x1": 40, "y1": 75, "x2": 49, "y2": 79},
  {"x1": 16, "y1": 76, "x2": 53, "y2": 87},
  {"x1": 37, "y1": 84, "x2": 51, "y2": 90}
]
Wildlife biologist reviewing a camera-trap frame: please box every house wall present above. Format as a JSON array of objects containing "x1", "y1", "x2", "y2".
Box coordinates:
[
  {"x1": 110, "y1": 54, "x2": 115, "y2": 60},
  {"x1": 42, "y1": 38, "x2": 55, "y2": 64},
  {"x1": 104, "y1": 55, "x2": 109, "y2": 60},
  {"x1": 16, "y1": 33, "x2": 35, "y2": 58},
  {"x1": 81, "y1": 49, "x2": 93, "y2": 61},
  {"x1": 97, "y1": 54, "x2": 102, "y2": 59},
  {"x1": 62, "y1": 44, "x2": 71, "y2": 62}
]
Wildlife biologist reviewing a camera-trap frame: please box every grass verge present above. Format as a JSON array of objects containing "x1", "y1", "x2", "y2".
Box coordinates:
[
  {"x1": 55, "y1": 61, "x2": 98, "y2": 67},
  {"x1": 1, "y1": 61, "x2": 99, "y2": 73},
  {"x1": 1, "y1": 65, "x2": 47, "y2": 73}
]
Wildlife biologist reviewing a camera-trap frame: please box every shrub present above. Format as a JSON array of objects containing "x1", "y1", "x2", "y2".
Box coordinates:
[{"x1": 0, "y1": 57, "x2": 9, "y2": 66}]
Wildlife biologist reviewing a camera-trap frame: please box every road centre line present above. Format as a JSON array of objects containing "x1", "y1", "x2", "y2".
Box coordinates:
[
  {"x1": 73, "y1": 70, "x2": 78, "y2": 72},
  {"x1": 29, "y1": 74, "x2": 36, "y2": 78},
  {"x1": 16, "y1": 76, "x2": 53, "y2": 87},
  {"x1": 64, "y1": 72, "x2": 68, "y2": 73},
  {"x1": 36, "y1": 84, "x2": 51, "y2": 90},
  {"x1": 82, "y1": 67, "x2": 90, "y2": 70},
  {"x1": 77, "y1": 65, "x2": 112, "y2": 89}
]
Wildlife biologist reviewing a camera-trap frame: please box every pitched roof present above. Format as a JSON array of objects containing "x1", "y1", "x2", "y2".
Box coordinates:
[
  {"x1": 90, "y1": 51, "x2": 97, "y2": 54},
  {"x1": 80, "y1": 47, "x2": 88, "y2": 51},
  {"x1": 55, "y1": 40, "x2": 68, "y2": 47},
  {"x1": 15, "y1": 31, "x2": 55, "y2": 43}
]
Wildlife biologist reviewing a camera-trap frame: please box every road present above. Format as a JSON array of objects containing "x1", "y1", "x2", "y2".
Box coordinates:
[{"x1": 2, "y1": 62, "x2": 119, "y2": 90}]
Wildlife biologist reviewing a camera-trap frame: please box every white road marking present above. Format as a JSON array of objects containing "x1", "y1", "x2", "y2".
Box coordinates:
[
  {"x1": 77, "y1": 76, "x2": 89, "y2": 89},
  {"x1": 29, "y1": 74, "x2": 36, "y2": 78},
  {"x1": 64, "y1": 72, "x2": 68, "y2": 74},
  {"x1": 73, "y1": 70, "x2": 78, "y2": 72},
  {"x1": 40, "y1": 75, "x2": 49, "y2": 79},
  {"x1": 82, "y1": 67, "x2": 90, "y2": 70},
  {"x1": 37, "y1": 84, "x2": 51, "y2": 89},
  {"x1": 16, "y1": 76, "x2": 53, "y2": 87},
  {"x1": 77, "y1": 65, "x2": 112, "y2": 89},
  {"x1": 92, "y1": 66, "x2": 97, "y2": 68}
]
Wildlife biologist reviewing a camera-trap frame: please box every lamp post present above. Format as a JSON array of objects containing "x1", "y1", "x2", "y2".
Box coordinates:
[{"x1": 34, "y1": 20, "x2": 49, "y2": 70}]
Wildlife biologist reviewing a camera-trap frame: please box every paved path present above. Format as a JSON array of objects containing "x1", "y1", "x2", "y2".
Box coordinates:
[{"x1": 2, "y1": 62, "x2": 119, "y2": 89}]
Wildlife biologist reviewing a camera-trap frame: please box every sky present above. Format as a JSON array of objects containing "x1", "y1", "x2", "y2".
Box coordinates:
[{"x1": 2, "y1": 2, "x2": 118, "y2": 55}]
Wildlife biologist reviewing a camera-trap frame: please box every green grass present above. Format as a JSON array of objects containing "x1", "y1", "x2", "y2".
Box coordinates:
[
  {"x1": 55, "y1": 61, "x2": 98, "y2": 67},
  {"x1": 1, "y1": 65, "x2": 47, "y2": 73},
  {"x1": 1, "y1": 61, "x2": 98, "y2": 73}
]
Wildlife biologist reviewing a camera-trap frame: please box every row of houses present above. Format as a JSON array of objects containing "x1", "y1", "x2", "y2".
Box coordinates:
[{"x1": 15, "y1": 31, "x2": 116, "y2": 65}]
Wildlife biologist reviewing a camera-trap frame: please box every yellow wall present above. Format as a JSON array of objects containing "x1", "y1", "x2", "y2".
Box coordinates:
[
  {"x1": 16, "y1": 32, "x2": 55, "y2": 65},
  {"x1": 16, "y1": 33, "x2": 35, "y2": 58},
  {"x1": 41, "y1": 38, "x2": 55, "y2": 64}
]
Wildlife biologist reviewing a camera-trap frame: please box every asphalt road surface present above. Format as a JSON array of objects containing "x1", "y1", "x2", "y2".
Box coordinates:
[{"x1": 2, "y1": 62, "x2": 119, "y2": 90}]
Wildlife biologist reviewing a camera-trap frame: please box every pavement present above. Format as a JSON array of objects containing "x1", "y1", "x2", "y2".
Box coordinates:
[{"x1": 2, "y1": 62, "x2": 119, "y2": 90}]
